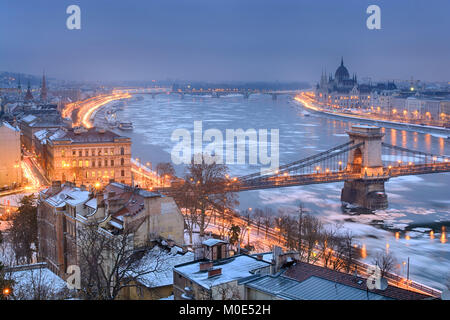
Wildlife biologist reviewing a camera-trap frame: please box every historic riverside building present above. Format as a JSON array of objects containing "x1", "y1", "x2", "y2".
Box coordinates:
[
  {"x1": 315, "y1": 57, "x2": 397, "y2": 110},
  {"x1": 37, "y1": 181, "x2": 185, "y2": 279},
  {"x1": 0, "y1": 121, "x2": 22, "y2": 188},
  {"x1": 45, "y1": 126, "x2": 132, "y2": 187}
]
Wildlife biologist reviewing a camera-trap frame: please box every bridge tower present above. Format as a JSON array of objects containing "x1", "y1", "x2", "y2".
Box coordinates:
[{"x1": 341, "y1": 125, "x2": 388, "y2": 210}]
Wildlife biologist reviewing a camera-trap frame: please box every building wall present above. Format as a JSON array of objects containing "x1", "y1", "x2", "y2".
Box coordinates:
[
  {"x1": 37, "y1": 201, "x2": 65, "y2": 276},
  {"x1": 117, "y1": 281, "x2": 173, "y2": 300},
  {"x1": 173, "y1": 270, "x2": 212, "y2": 300},
  {"x1": 47, "y1": 140, "x2": 132, "y2": 187},
  {"x1": 245, "y1": 287, "x2": 281, "y2": 300},
  {"x1": 0, "y1": 123, "x2": 22, "y2": 187},
  {"x1": 127, "y1": 196, "x2": 185, "y2": 247}
]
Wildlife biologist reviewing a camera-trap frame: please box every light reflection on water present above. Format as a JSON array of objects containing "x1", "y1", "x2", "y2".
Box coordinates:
[{"x1": 117, "y1": 94, "x2": 450, "y2": 290}]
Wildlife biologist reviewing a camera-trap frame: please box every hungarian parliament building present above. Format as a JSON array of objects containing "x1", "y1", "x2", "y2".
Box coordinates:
[
  {"x1": 315, "y1": 57, "x2": 397, "y2": 110},
  {"x1": 313, "y1": 58, "x2": 449, "y2": 124}
]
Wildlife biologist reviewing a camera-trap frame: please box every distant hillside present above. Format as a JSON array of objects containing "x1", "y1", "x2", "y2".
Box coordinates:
[{"x1": 0, "y1": 71, "x2": 43, "y2": 88}]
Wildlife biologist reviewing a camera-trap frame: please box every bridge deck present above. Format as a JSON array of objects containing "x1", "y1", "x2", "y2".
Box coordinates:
[{"x1": 155, "y1": 162, "x2": 450, "y2": 195}]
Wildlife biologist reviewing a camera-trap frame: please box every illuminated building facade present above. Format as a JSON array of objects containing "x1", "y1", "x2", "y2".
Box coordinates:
[
  {"x1": 0, "y1": 121, "x2": 22, "y2": 188},
  {"x1": 45, "y1": 127, "x2": 132, "y2": 187},
  {"x1": 315, "y1": 58, "x2": 396, "y2": 110}
]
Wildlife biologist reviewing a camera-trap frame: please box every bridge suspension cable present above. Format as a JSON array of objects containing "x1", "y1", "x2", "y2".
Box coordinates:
[{"x1": 239, "y1": 141, "x2": 355, "y2": 181}]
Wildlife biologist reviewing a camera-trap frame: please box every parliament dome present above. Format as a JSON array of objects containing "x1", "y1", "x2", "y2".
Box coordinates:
[{"x1": 335, "y1": 57, "x2": 350, "y2": 82}]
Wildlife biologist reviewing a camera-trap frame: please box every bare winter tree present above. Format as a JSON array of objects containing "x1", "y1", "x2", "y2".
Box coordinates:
[
  {"x1": 156, "y1": 162, "x2": 176, "y2": 179},
  {"x1": 217, "y1": 207, "x2": 234, "y2": 241},
  {"x1": 372, "y1": 251, "x2": 397, "y2": 278},
  {"x1": 318, "y1": 224, "x2": 340, "y2": 268},
  {"x1": 7, "y1": 267, "x2": 72, "y2": 300},
  {"x1": 253, "y1": 208, "x2": 263, "y2": 236},
  {"x1": 302, "y1": 214, "x2": 323, "y2": 263},
  {"x1": 341, "y1": 230, "x2": 356, "y2": 272},
  {"x1": 177, "y1": 154, "x2": 238, "y2": 239},
  {"x1": 263, "y1": 207, "x2": 273, "y2": 240},
  {"x1": 77, "y1": 222, "x2": 168, "y2": 300},
  {"x1": 177, "y1": 185, "x2": 198, "y2": 245}
]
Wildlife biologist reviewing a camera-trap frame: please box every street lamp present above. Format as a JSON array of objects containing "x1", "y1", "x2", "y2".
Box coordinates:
[{"x1": 2, "y1": 287, "x2": 11, "y2": 298}]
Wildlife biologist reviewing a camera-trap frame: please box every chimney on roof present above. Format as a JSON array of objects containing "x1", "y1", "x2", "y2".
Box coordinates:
[
  {"x1": 51, "y1": 181, "x2": 61, "y2": 193},
  {"x1": 208, "y1": 268, "x2": 222, "y2": 278},
  {"x1": 96, "y1": 191, "x2": 104, "y2": 208},
  {"x1": 199, "y1": 261, "x2": 213, "y2": 271}
]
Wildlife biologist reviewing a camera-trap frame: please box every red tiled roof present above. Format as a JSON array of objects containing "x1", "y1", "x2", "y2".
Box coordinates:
[{"x1": 104, "y1": 184, "x2": 146, "y2": 218}]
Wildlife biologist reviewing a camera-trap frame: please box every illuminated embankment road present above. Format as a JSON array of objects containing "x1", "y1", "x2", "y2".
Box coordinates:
[
  {"x1": 62, "y1": 93, "x2": 131, "y2": 128},
  {"x1": 294, "y1": 92, "x2": 450, "y2": 136}
]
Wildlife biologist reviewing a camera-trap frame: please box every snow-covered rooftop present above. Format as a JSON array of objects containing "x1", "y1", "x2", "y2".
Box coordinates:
[
  {"x1": 7, "y1": 266, "x2": 69, "y2": 300},
  {"x1": 128, "y1": 246, "x2": 194, "y2": 288},
  {"x1": 202, "y1": 238, "x2": 227, "y2": 247},
  {"x1": 1, "y1": 121, "x2": 20, "y2": 132},
  {"x1": 174, "y1": 254, "x2": 271, "y2": 289},
  {"x1": 44, "y1": 186, "x2": 90, "y2": 208},
  {"x1": 84, "y1": 198, "x2": 97, "y2": 209},
  {"x1": 22, "y1": 114, "x2": 37, "y2": 123}
]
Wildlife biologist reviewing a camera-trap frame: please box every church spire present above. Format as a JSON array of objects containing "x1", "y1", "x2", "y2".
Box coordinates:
[
  {"x1": 25, "y1": 80, "x2": 33, "y2": 101},
  {"x1": 40, "y1": 70, "x2": 47, "y2": 101},
  {"x1": 341, "y1": 56, "x2": 344, "y2": 67}
]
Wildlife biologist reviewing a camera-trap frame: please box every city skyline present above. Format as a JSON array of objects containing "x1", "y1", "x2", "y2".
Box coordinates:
[{"x1": 1, "y1": 0, "x2": 450, "y2": 82}]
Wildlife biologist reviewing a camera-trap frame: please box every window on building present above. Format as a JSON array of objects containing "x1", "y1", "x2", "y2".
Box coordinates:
[
  {"x1": 120, "y1": 147, "x2": 124, "y2": 155},
  {"x1": 98, "y1": 150, "x2": 102, "y2": 156},
  {"x1": 111, "y1": 160, "x2": 114, "y2": 166},
  {"x1": 85, "y1": 160, "x2": 89, "y2": 167},
  {"x1": 61, "y1": 150, "x2": 65, "y2": 157},
  {"x1": 121, "y1": 158, "x2": 124, "y2": 166},
  {"x1": 91, "y1": 149, "x2": 95, "y2": 156},
  {"x1": 78, "y1": 151, "x2": 82, "y2": 157},
  {"x1": 78, "y1": 161, "x2": 83, "y2": 167},
  {"x1": 85, "y1": 150, "x2": 89, "y2": 156},
  {"x1": 104, "y1": 159, "x2": 108, "y2": 167},
  {"x1": 92, "y1": 161, "x2": 95, "y2": 167},
  {"x1": 72, "y1": 150, "x2": 76, "y2": 156},
  {"x1": 110, "y1": 170, "x2": 114, "y2": 177},
  {"x1": 92, "y1": 171, "x2": 95, "y2": 177},
  {"x1": 98, "y1": 161, "x2": 102, "y2": 167},
  {"x1": 110, "y1": 148, "x2": 114, "y2": 155},
  {"x1": 121, "y1": 170, "x2": 125, "y2": 177},
  {"x1": 72, "y1": 160, "x2": 76, "y2": 167}
]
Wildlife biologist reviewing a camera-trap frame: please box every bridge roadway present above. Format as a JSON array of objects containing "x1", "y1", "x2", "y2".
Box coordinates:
[{"x1": 156, "y1": 162, "x2": 450, "y2": 195}]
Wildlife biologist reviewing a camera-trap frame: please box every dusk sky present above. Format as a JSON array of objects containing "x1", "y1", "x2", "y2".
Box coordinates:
[{"x1": 1, "y1": 0, "x2": 449, "y2": 82}]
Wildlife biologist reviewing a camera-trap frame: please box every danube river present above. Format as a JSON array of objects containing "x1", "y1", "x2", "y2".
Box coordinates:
[{"x1": 100, "y1": 93, "x2": 450, "y2": 290}]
